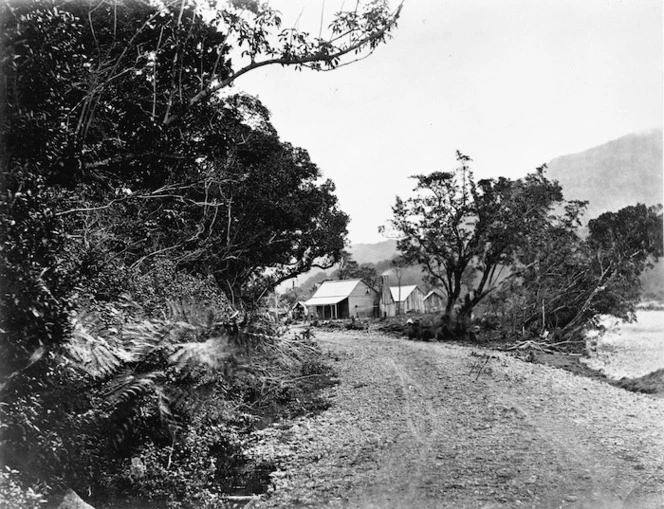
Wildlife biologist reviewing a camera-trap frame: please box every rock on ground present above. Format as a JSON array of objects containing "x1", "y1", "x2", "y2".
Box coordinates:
[{"x1": 56, "y1": 489, "x2": 96, "y2": 509}]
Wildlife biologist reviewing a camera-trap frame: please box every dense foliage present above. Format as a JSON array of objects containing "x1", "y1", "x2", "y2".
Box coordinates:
[
  {"x1": 336, "y1": 251, "x2": 380, "y2": 288},
  {"x1": 383, "y1": 152, "x2": 573, "y2": 331},
  {"x1": 482, "y1": 204, "x2": 663, "y2": 340},
  {"x1": 386, "y1": 153, "x2": 663, "y2": 340},
  {"x1": 2, "y1": 0, "x2": 362, "y2": 303},
  {"x1": 0, "y1": 0, "x2": 401, "y2": 505},
  {"x1": 1, "y1": 297, "x2": 333, "y2": 508}
]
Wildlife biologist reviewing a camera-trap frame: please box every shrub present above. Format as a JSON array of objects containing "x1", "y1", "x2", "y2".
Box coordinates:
[
  {"x1": 0, "y1": 467, "x2": 49, "y2": 509},
  {"x1": 99, "y1": 420, "x2": 246, "y2": 508},
  {"x1": 1, "y1": 294, "x2": 336, "y2": 508},
  {"x1": 0, "y1": 175, "x2": 74, "y2": 380}
]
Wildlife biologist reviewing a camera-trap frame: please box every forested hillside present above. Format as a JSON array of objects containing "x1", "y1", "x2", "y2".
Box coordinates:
[{"x1": 350, "y1": 240, "x2": 398, "y2": 265}]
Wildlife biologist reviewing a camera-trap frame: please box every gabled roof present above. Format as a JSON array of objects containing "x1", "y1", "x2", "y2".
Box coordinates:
[
  {"x1": 291, "y1": 301, "x2": 309, "y2": 310},
  {"x1": 389, "y1": 285, "x2": 420, "y2": 302},
  {"x1": 305, "y1": 279, "x2": 363, "y2": 307},
  {"x1": 424, "y1": 288, "x2": 446, "y2": 301}
]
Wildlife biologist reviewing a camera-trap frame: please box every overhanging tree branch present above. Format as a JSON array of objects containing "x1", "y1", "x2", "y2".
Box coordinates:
[{"x1": 164, "y1": 2, "x2": 403, "y2": 126}]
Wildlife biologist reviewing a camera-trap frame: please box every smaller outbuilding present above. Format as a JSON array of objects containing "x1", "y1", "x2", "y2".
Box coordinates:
[
  {"x1": 387, "y1": 285, "x2": 425, "y2": 315},
  {"x1": 423, "y1": 288, "x2": 447, "y2": 313},
  {"x1": 305, "y1": 279, "x2": 378, "y2": 319},
  {"x1": 290, "y1": 301, "x2": 309, "y2": 320}
]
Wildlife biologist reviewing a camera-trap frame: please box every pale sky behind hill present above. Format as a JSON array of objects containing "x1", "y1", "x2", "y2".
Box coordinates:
[{"x1": 234, "y1": 0, "x2": 663, "y2": 244}]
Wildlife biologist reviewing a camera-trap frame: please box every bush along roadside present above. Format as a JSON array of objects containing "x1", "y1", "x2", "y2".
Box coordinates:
[{"x1": 0, "y1": 298, "x2": 337, "y2": 509}]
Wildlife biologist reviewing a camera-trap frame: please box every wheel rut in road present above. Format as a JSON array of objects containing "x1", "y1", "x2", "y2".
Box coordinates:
[{"x1": 254, "y1": 330, "x2": 664, "y2": 509}]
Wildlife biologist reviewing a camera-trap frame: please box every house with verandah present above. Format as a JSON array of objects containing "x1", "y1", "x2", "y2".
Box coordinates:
[{"x1": 305, "y1": 279, "x2": 378, "y2": 319}]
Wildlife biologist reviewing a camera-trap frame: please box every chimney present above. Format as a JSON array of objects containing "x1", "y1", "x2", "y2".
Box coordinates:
[{"x1": 380, "y1": 274, "x2": 391, "y2": 316}]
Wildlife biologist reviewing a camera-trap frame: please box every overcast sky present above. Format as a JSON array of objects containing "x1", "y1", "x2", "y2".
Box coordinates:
[{"x1": 234, "y1": 0, "x2": 663, "y2": 244}]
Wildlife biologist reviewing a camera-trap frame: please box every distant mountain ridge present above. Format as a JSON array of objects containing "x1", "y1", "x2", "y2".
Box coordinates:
[
  {"x1": 547, "y1": 129, "x2": 662, "y2": 221},
  {"x1": 350, "y1": 239, "x2": 397, "y2": 265}
]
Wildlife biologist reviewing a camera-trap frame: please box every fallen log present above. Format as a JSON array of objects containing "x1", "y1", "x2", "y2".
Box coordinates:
[{"x1": 500, "y1": 340, "x2": 558, "y2": 354}]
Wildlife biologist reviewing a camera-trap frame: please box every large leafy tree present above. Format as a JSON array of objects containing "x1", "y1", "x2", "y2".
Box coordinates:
[
  {"x1": 336, "y1": 251, "x2": 379, "y2": 287},
  {"x1": 3, "y1": 0, "x2": 402, "y2": 185},
  {"x1": 484, "y1": 203, "x2": 662, "y2": 341},
  {"x1": 384, "y1": 152, "x2": 569, "y2": 331},
  {"x1": 53, "y1": 92, "x2": 350, "y2": 303},
  {"x1": 490, "y1": 199, "x2": 589, "y2": 334},
  {"x1": 580, "y1": 204, "x2": 662, "y2": 324},
  {"x1": 171, "y1": 94, "x2": 350, "y2": 300},
  {"x1": 1, "y1": 0, "x2": 400, "y2": 376}
]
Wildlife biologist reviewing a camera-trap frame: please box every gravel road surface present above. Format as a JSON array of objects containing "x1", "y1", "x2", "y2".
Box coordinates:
[{"x1": 250, "y1": 330, "x2": 664, "y2": 509}]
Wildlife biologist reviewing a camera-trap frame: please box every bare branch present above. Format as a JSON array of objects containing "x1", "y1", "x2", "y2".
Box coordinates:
[{"x1": 56, "y1": 199, "x2": 126, "y2": 216}]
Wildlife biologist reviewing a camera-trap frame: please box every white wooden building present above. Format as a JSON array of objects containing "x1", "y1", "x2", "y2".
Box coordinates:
[
  {"x1": 305, "y1": 280, "x2": 378, "y2": 319},
  {"x1": 379, "y1": 284, "x2": 426, "y2": 316},
  {"x1": 423, "y1": 288, "x2": 446, "y2": 313}
]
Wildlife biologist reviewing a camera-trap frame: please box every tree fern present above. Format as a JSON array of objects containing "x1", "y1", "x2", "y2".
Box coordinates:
[{"x1": 66, "y1": 300, "x2": 252, "y2": 450}]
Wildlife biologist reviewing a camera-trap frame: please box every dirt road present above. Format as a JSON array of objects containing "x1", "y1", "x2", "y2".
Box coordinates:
[{"x1": 250, "y1": 330, "x2": 664, "y2": 508}]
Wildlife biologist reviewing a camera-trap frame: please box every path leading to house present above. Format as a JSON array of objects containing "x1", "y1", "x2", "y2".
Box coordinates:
[{"x1": 249, "y1": 330, "x2": 664, "y2": 509}]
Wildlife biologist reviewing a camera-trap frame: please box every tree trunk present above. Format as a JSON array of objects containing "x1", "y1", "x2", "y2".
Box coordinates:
[
  {"x1": 455, "y1": 294, "x2": 474, "y2": 338},
  {"x1": 437, "y1": 302, "x2": 455, "y2": 340}
]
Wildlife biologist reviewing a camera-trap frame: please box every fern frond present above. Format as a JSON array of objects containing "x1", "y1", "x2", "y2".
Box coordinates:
[
  {"x1": 169, "y1": 336, "x2": 236, "y2": 371},
  {"x1": 103, "y1": 370, "x2": 162, "y2": 406},
  {"x1": 67, "y1": 315, "x2": 127, "y2": 378},
  {"x1": 66, "y1": 300, "x2": 252, "y2": 451},
  {"x1": 111, "y1": 412, "x2": 140, "y2": 450}
]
